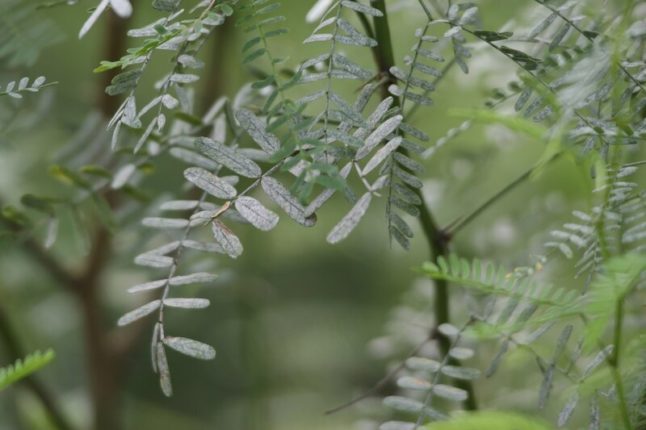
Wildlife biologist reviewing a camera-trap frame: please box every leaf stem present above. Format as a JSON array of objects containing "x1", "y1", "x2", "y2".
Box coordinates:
[
  {"x1": 371, "y1": 0, "x2": 477, "y2": 411},
  {"x1": 609, "y1": 298, "x2": 634, "y2": 430},
  {"x1": 532, "y1": 0, "x2": 646, "y2": 94},
  {"x1": 445, "y1": 153, "x2": 561, "y2": 236}
]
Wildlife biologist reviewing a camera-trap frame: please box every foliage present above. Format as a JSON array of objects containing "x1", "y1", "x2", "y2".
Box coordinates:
[
  {"x1": 423, "y1": 411, "x2": 552, "y2": 430},
  {"x1": 1, "y1": 0, "x2": 645, "y2": 429},
  {"x1": 0, "y1": 350, "x2": 55, "y2": 391}
]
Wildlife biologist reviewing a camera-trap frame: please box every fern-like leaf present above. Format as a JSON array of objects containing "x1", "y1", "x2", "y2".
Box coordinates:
[{"x1": 0, "y1": 349, "x2": 55, "y2": 391}]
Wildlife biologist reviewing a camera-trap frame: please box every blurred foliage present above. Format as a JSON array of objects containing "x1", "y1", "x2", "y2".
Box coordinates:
[{"x1": 0, "y1": 0, "x2": 645, "y2": 430}]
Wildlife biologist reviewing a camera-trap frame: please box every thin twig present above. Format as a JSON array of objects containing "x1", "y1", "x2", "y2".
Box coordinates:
[
  {"x1": 445, "y1": 153, "x2": 562, "y2": 236},
  {"x1": 324, "y1": 336, "x2": 431, "y2": 415}
]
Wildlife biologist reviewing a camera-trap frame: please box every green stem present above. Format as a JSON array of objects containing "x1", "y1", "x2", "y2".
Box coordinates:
[
  {"x1": 371, "y1": 0, "x2": 477, "y2": 411},
  {"x1": 610, "y1": 299, "x2": 634, "y2": 430}
]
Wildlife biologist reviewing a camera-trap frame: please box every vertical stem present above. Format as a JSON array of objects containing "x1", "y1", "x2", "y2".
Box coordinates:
[
  {"x1": 78, "y1": 230, "x2": 122, "y2": 430},
  {"x1": 99, "y1": 10, "x2": 131, "y2": 116},
  {"x1": 610, "y1": 299, "x2": 634, "y2": 430},
  {"x1": 82, "y1": 7, "x2": 133, "y2": 429},
  {"x1": 371, "y1": 0, "x2": 477, "y2": 411},
  {"x1": 371, "y1": 0, "x2": 398, "y2": 101}
]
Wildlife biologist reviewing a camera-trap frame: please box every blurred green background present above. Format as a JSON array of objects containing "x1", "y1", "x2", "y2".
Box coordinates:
[{"x1": 0, "y1": 0, "x2": 625, "y2": 429}]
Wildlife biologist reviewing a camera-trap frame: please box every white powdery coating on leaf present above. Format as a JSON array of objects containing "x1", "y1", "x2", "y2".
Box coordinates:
[
  {"x1": 234, "y1": 196, "x2": 279, "y2": 231},
  {"x1": 117, "y1": 300, "x2": 161, "y2": 326},
  {"x1": 235, "y1": 109, "x2": 280, "y2": 154},
  {"x1": 306, "y1": 0, "x2": 334, "y2": 23},
  {"x1": 156, "y1": 343, "x2": 172, "y2": 396},
  {"x1": 327, "y1": 192, "x2": 372, "y2": 244},
  {"x1": 163, "y1": 298, "x2": 210, "y2": 309},
  {"x1": 261, "y1": 177, "x2": 312, "y2": 226},
  {"x1": 184, "y1": 167, "x2": 237, "y2": 199},
  {"x1": 163, "y1": 337, "x2": 216, "y2": 360},
  {"x1": 211, "y1": 220, "x2": 243, "y2": 258},
  {"x1": 109, "y1": 0, "x2": 132, "y2": 17}
]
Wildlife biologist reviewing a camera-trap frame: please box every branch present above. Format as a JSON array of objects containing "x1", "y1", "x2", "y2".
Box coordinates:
[
  {"x1": 608, "y1": 295, "x2": 634, "y2": 429},
  {"x1": 370, "y1": 0, "x2": 478, "y2": 411}
]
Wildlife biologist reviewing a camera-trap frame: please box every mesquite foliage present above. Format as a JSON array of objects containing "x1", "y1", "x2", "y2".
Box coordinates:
[{"x1": 2, "y1": 0, "x2": 646, "y2": 429}]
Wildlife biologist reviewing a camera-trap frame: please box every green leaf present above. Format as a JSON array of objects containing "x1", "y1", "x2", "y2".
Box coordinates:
[
  {"x1": 473, "y1": 30, "x2": 513, "y2": 42},
  {"x1": 424, "y1": 411, "x2": 552, "y2": 430},
  {"x1": 20, "y1": 194, "x2": 55, "y2": 216},
  {"x1": 0, "y1": 350, "x2": 55, "y2": 391}
]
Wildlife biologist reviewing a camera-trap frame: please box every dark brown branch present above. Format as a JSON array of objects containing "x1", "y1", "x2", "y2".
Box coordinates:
[
  {"x1": 98, "y1": 9, "x2": 131, "y2": 117},
  {"x1": 80, "y1": 5, "x2": 134, "y2": 429},
  {"x1": 200, "y1": 19, "x2": 234, "y2": 112},
  {"x1": 370, "y1": 0, "x2": 478, "y2": 411}
]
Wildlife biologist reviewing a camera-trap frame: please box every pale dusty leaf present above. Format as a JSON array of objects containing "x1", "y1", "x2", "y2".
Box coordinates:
[
  {"x1": 327, "y1": 192, "x2": 372, "y2": 244},
  {"x1": 432, "y1": 383, "x2": 468, "y2": 401},
  {"x1": 151, "y1": 323, "x2": 160, "y2": 373},
  {"x1": 396, "y1": 376, "x2": 431, "y2": 391},
  {"x1": 79, "y1": 0, "x2": 109, "y2": 39},
  {"x1": 211, "y1": 220, "x2": 243, "y2": 258},
  {"x1": 128, "y1": 279, "x2": 167, "y2": 293},
  {"x1": 356, "y1": 115, "x2": 403, "y2": 160},
  {"x1": 169, "y1": 272, "x2": 218, "y2": 286},
  {"x1": 236, "y1": 109, "x2": 280, "y2": 154},
  {"x1": 261, "y1": 177, "x2": 314, "y2": 226},
  {"x1": 196, "y1": 137, "x2": 261, "y2": 178},
  {"x1": 156, "y1": 343, "x2": 172, "y2": 396},
  {"x1": 142, "y1": 217, "x2": 189, "y2": 229},
  {"x1": 440, "y1": 365, "x2": 481, "y2": 380},
  {"x1": 234, "y1": 196, "x2": 279, "y2": 231},
  {"x1": 109, "y1": 0, "x2": 133, "y2": 17},
  {"x1": 163, "y1": 336, "x2": 216, "y2": 360},
  {"x1": 117, "y1": 300, "x2": 161, "y2": 326},
  {"x1": 111, "y1": 163, "x2": 136, "y2": 189},
  {"x1": 163, "y1": 298, "x2": 210, "y2": 309},
  {"x1": 134, "y1": 253, "x2": 173, "y2": 268},
  {"x1": 184, "y1": 167, "x2": 237, "y2": 199},
  {"x1": 362, "y1": 136, "x2": 402, "y2": 175}
]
